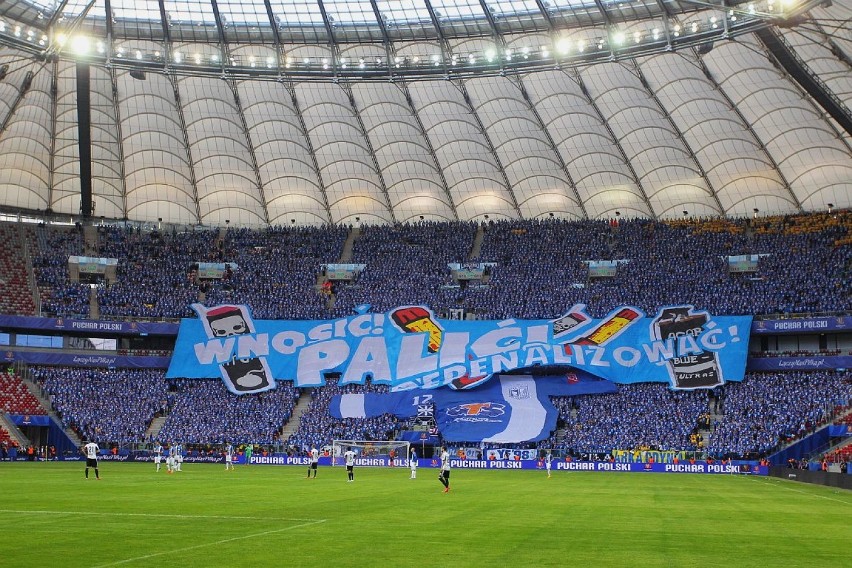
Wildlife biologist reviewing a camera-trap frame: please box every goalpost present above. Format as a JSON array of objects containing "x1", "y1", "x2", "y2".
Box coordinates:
[{"x1": 331, "y1": 439, "x2": 411, "y2": 468}]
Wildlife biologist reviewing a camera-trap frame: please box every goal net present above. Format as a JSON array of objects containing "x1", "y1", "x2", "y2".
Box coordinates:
[{"x1": 331, "y1": 440, "x2": 411, "y2": 468}]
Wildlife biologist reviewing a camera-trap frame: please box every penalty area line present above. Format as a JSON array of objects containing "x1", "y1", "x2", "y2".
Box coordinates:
[
  {"x1": 0, "y1": 509, "x2": 320, "y2": 522},
  {"x1": 90, "y1": 519, "x2": 328, "y2": 567}
]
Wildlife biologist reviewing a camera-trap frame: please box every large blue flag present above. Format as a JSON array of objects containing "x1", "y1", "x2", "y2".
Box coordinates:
[{"x1": 329, "y1": 371, "x2": 617, "y2": 443}]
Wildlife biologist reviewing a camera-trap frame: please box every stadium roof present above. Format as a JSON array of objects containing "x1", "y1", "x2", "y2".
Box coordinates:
[{"x1": 0, "y1": 0, "x2": 849, "y2": 227}]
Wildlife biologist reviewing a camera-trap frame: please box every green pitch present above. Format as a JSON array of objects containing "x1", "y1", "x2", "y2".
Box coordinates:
[{"x1": 0, "y1": 462, "x2": 849, "y2": 567}]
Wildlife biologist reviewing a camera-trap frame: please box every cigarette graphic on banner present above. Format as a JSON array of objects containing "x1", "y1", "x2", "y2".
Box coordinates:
[{"x1": 563, "y1": 306, "x2": 643, "y2": 354}]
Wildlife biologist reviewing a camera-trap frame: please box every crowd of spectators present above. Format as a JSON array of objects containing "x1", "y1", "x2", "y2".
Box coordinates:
[
  {"x1": 30, "y1": 366, "x2": 168, "y2": 444},
  {"x1": 285, "y1": 380, "x2": 406, "y2": 453},
  {"x1": 707, "y1": 370, "x2": 851, "y2": 458},
  {"x1": 158, "y1": 378, "x2": 298, "y2": 445},
  {"x1": 202, "y1": 225, "x2": 348, "y2": 320},
  {"x1": 3, "y1": 211, "x2": 850, "y2": 461},
  {"x1": 468, "y1": 214, "x2": 850, "y2": 319},
  {"x1": 545, "y1": 383, "x2": 710, "y2": 455},
  {"x1": 95, "y1": 226, "x2": 220, "y2": 319},
  {"x1": 29, "y1": 225, "x2": 91, "y2": 317},
  {"x1": 330, "y1": 221, "x2": 477, "y2": 317},
  {"x1": 9, "y1": 363, "x2": 851, "y2": 461},
  {"x1": 11, "y1": 211, "x2": 850, "y2": 321}
]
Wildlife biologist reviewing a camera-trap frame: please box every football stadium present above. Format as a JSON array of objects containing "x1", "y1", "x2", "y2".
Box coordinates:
[{"x1": 0, "y1": 0, "x2": 850, "y2": 565}]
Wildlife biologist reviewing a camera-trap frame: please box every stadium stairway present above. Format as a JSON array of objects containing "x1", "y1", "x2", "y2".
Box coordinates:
[
  {"x1": 16, "y1": 366, "x2": 83, "y2": 448},
  {"x1": 278, "y1": 389, "x2": 313, "y2": 441},
  {"x1": 145, "y1": 415, "x2": 167, "y2": 442},
  {"x1": 89, "y1": 286, "x2": 99, "y2": 319},
  {"x1": 82, "y1": 225, "x2": 99, "y2": 255},
  {"x1": 468, "y1": 223, "x2": 485, "y2": 260},
  {"x1": 19, "y1": 224, "x2": 41, "y2": 315},
  {"x1": 338, "y1": 227, "x2": 359, "y2": 263},
  {"x1": 0, "y1": 412, "x2": 29, "y2": 447}
]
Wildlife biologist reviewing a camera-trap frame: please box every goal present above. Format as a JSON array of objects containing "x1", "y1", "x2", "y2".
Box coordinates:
[{"x1": 331, "y1": 439, "x2": 411, "y2": 468}]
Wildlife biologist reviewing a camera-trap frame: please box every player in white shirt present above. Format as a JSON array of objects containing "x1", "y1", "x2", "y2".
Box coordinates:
[
  {"x1": 545, "y1": 451, "x2": 552, "y2": 478},
  {"x1": 438, "y1": 446, "x2": 451, "y2": 493},
  {"x1": 166, "y1": 442, "x2": 176, "y2": 474},
  {"x1": 153, "y1": 443, "x2": 163, "y2": 472},
  {"x1": 410, "y1": 448, "x2": 418, "y2": 479},
  {"x1": 175, "y1": 443, "x2": 183, "y2": 471},
  {"x1": 224, "y1": 442, "x2": 234, "y2": 471},
  {"x1": 81, "y1": 440, "x2": 100, "y2": 480},
  {"x1": 307, "y1": 445, "x2": 319, "y2": 479},
  {"x1": 344, "y1": 447, "x2": 356, "y2": 482}
]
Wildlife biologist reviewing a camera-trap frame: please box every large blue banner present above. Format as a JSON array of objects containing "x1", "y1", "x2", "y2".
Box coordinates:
[
  {"x1": 329, "y1": 373, "x2": 617, "y2": 442},
  {"x1": 166, "y1": 303, "x2": 751, "y2": 394}
]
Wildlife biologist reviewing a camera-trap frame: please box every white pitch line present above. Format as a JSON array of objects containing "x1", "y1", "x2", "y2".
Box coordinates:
[
  {"x1": 0, "y1": 509, "x2": 320, "y2": 522},
  {"x1": 89, "y1": 519, "x2": 328, "y2": 567},
  {"x1": 749, "y1": 476, "x2": 852, "y2": 505}
]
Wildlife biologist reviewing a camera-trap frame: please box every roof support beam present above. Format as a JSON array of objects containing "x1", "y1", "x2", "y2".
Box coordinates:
[
  {"x1": 398, "y1": 81, "x2": 459, "y2": 221},
  {"x1": 454, "y1": 80, "x2": 522, "y2": 218},
  {"x1": 47, "y1": 58, "x2": 58, "y2": 211},
  {"x1": 282, "y1": 81, "x2": 333, "y2": 225},
  {"x1": 569, "y1": 68, "x2": 657, "y2": 219},
  {"x1": 44, "y1": 0, "x2": 73, "y2": 31},
  {"x1": 315, "y1": 0, "x2": 340, "y2": 79},
  {"x1": 532, "y1": 0, "x2": 556, "y2": 31},
  {"x1": 167, "y1": 73, "x2": 202, "y2": 224},
  {"x1": 756, "y1": 26, "x2": 852, "y2": 145},
  {"x1": 422, "y1": 0, "x2": 450, "y2": 77},
  {"x1": 367, "y1": 0, "x2": 394, "y2": 74},
  {"x1": 209, "y1": 0, "x2": 231, "y2": 75},
  {"x1": 156, "y1": 0, "x2": 173, "y2": 69},
  {"x1": 694, "y1": 55, "x2": 800, "y2": 214},
  {"x1": 261, "y1": 0, "x2": 283, "y2": 75},
  {"x1": 629, "y1": 59, "x2": 725, "y2": 216},
  {"x1": 227, "y1": 80, "x2": 270, "y2": 225},
  {"x1": 107, "y1": 66, "x2": 129, "y2": 220},
  {"x1": 511, "y1": 74, "x2": 589, "y2": 219},
  {"x1": 341, "y1": 83, "x2": 397, "y2": 224}
]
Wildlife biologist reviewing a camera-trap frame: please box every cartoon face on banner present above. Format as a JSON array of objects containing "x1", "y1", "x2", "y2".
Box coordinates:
[
  {"x1": 221, "y1": 356, "x2": 274, "y2": 393},
  {"x1": 191, "y1": 303, "x2": 275, "y2": 395},
  {"x1": 198, "y1": 304, "x2": 255, "y2": 338}
]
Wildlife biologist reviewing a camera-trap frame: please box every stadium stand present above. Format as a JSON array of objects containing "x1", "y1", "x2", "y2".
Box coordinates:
[
  {"x1": 0, "y1": 213, "x2": 848, "y2": 463},
  {"x1": 0, "y1": 224, "x2": 36, "y2": 315},
  {"x1": 157, "y1": 378, "x2": 298, "y2": 445},
  {"x1": 29, "y1": 367, "x2": 169, "y2": 444},
  {"x1": 202, "y1": 225, "x2": 348, "y2": 320},
  {"x1": 7, "y1": 212, "x2": 850, "y2": 321},
  {"x1": 95, "y1": 226, "x2": 220, "y2": 320},
  {"x1": 707, "y1": 371, "x2": 851, "y2": 458},
  {"x1": 0, "y1": 370, "x2": 46, "y2": 415},
  {"x1": 286, "y1": 381, "x2": 405, "y2": 454},
  {"x1": 28, "y1": 224, "x2": 90, "y2": 318}
]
